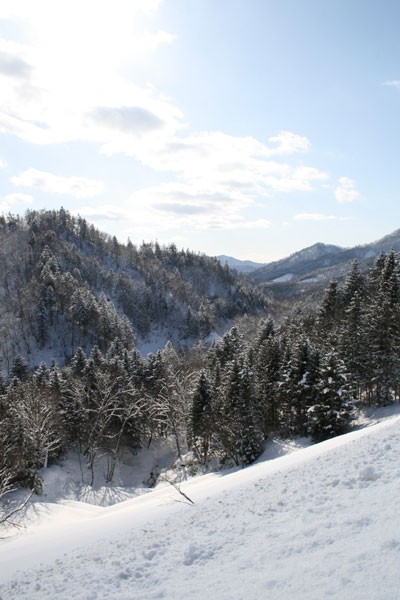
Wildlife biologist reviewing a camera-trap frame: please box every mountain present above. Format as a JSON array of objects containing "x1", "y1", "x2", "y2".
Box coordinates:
[
  {"x1": 217, "y1": 254, "x2": 266, "y2": 273},
  {"x1": 0, "y1": 209, "x2": 267, "y2": 372},
  {"x1": 1, "y1": 408, "x2": 399, "y2": 599},
  {"x1": 249, "y1": 242, "x2": 344, "y2": 283},
  {"x1": 248, "y1": 228, "x2": 400, "y2": 297}
]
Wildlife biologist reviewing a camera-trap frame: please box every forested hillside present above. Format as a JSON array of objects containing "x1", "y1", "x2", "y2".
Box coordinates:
[
  {"x1": 0, "y1": 208, "x2": 267, "y2": 373},
  {"x1": 1, "y1": 209, "x2": 400, "y2": 510}
]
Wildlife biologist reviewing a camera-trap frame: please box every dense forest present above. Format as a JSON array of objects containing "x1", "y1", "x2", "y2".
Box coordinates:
[
  {"x1": 1, "y1": 209, "x2": 400, "y2": 501},
  {"x1": 0, "y1": 208, "x2": 267, "y2": 370}
]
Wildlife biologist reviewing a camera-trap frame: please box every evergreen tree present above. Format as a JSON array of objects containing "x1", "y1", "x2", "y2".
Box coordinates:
[
  {"x1": 342, "y1": 259, "x2": 366, "y2": 306},
  {"x1": 253, "y1": 327, "x2": 282, "y2": 436},
  {"x1": 90, "y1": 344, "x2": 103, "y2": 367},
  {"x1": 34, "y1": 362, "x2": 50, "y2": 387},
  {"x1": 70, "y1": 347, "x2": 88, "y2": 377},
  {"x1": 10, "y1": 355, "x2": 29, "y2": 382},
  {"x1": 212, "y1": 326, "x2": 243, "y2": 370},
  {"x1": 316, "y1": 279, "x2": 342, "y2": 349},
  {"x1": 365, "y1": 252, "x2": 400, "y2": 404},
  {"x1": 281, "y1": 338, "x2": 320, "y2": 437},
  {"x1": 191, "y1": 371, "x2": 214, "y2": 464},
  {"x1": 218, "y1": 360, "x2": 262, "y2": 466},
  {"x1": 339, "y1": 291, "x2": 368, "y2": 402},
  {"x1": 36, "y1": 300, "x2": 48, "y2": 348},
  {"x1": 308, "y1": 352, "x2": 352, "y2": 442}
]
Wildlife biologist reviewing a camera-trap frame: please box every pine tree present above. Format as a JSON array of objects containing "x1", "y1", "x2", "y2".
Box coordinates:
[
  {"x1": 213, "y1": 326, "x2": 243, "y2": 369},
  {"x1": 342, "y1": 259, "x2": 366, "y2": 306},
  {"x1": 34, "y1": 362, "x2": 50, "y2": 387},
  {"x1": 253, "y1": 329, "x2": 282, "y2": 436},
  {"x1": 10, "y1": 355, "x2": 29, "y2": 382},
  {"x1": 316, "y1": 280, "x2": 343, "y2": 350},
  {"x1": 308, "y1": 352, "x2": 352, "y2": 442},
  {"x1": 254, "y1": 316, "x2": 275, "y2": 349},
  {"x1": 218, "y1": 360, "x2": 262, "y2": 466},
  {"x1": 339, "y1": 290, "x2": 368, "y2": 402},
  {"x1": 191, "y1": 371, "x2": 214, "y2": 464},
  {"x1": 70, "y1": 347, "x2": 87, "y2": 377},
  {"x1": 278, "y1": 337, "x2": 319, "y2": 437},
  {"x1": 36, "y1": 300, "x2": 48, "y2": 348},
  {"x1": 365, "y1": 252, "x2": 400, "y2": 404}
]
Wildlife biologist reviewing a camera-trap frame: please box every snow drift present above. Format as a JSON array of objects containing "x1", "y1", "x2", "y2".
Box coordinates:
[{"x1": 1, "y1": 412, "x2": 400, "y2": 599}]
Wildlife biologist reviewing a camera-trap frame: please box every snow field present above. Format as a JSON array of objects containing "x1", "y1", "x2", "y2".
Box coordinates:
[{"x1": 1, "y1": 415, "x2": 400, "y2": 599}]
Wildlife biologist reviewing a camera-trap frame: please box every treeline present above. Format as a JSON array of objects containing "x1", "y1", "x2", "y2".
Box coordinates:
[
  {"x1": 190, "y1": 250, "x2": 400, "y2": 464},
  {"x1": 2, "y1": 250, "x2": 400, "y2": 498}
]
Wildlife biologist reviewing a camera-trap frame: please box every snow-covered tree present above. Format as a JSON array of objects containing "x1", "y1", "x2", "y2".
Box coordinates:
[
  {"x1": 191, "y1": 371, "x2": 214, "y2": 464},
  {"x1": 308, "y1": 353, "x2": 352, "y2": 442},
  {"x1": 253, "y1": 327, "x2": 282, "y2": 436},
  {"x1": 218, "y1": 360, "x2": 262, "y2": 466},
  {"x1": 279, "y1": 337, "x2": 319, "y2": 437}
]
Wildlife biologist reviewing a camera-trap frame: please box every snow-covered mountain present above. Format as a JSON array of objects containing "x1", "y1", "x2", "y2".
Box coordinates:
[
  {"x1": 217, "y1": 254, "x2": 266, "y2": 273},
  {"x1": 249, "y1": 228, "x2": 400, "y2": 286},
  {"x1": 1, "y1": 407, "x2": 399, "y2": 599},
  {"x1": 0, "y1": 209, "x2": 267, "y2": 371}
]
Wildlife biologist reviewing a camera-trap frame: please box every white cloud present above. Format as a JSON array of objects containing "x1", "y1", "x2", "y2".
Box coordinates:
[
  {"x1": 222, "y1": 218, "x2": 271, "y2": 230},
  {"x1": 77, "y1": 198, "x2": 271, "y2": 234},
  {"x1": 0, "y1": 2, "x2": 176, "y2": 145},
  {"x1": 0, "y1": 191, "x2": 33, "y2": 214},
  {"x1": 0, "y1": 0, "x2": 163, "y2": 20},
  {"x1": 294, "y1": 213, "x2": 344, "y2": 221},
  {"x1": 104, "y1": 130, "x2": 326, "y2": 199},
  {"x1": 90, "y1": 106, "x2": 165, "y2": 134},
  {"x1": 0, "y1": 50, "x2": 31, "y2": 79},
  {"x1": 335, "y1": 177, "x2": 361, "y2": 203},
  {"x1": 131, "y1": 181, "x2": 251, "y2": 229},
  {"x1": 267, "y1": 131, "x2": 311, "y2": 154},
  {"x1": 11, "y1": 168, "x2": 104, "y2": 198},
  {"x1": 77, "y1": 180, "x2": 256, "y2": 233},
  {"x1": 0, "y1": 2, "x2": 347, "y2": 236},
  {"x1": 74, "y1": 127, "x2": 328, "y2": 234},
  {"x1": 99, "y1": 129, "x2": 312, "y2": 166},
  {"x1": 86, "y1": 127, "x2": 327, "y2": 235},
  {"x1": 4, "y1": 192, "x2": 33, "y2": 204},
  {"x1": 75, "y1": 205, "x2": 127, "y2": 222},
  {"x1": 0, "y1": 37, "x2": 32, "y2": 77},
  {"x1": 0, "y1": 4, "x2": 317, "y2": 200},
  {"x1": 260, "y1": 166, "x2": 328, "y2": 193},
  {"x1": 382, "y1": 80, "x2": 400, "y2": 89}
]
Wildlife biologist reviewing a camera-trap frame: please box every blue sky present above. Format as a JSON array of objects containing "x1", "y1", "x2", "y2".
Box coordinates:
[{"x1": 0, "y1": 0, "x2": 399, "y2": 262}]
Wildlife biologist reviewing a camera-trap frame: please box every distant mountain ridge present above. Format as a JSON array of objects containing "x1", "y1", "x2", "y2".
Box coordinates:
[
  {"x1": 248, "y1": 229, "x2": 400, "y2": 286},
  {"x1": 217, "y1": 255, "x2": 266, "y2": 273}
]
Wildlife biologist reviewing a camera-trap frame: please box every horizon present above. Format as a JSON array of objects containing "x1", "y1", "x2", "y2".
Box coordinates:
[{"x1": 1, "y1": 1, "x2": 400, "y2": 262}]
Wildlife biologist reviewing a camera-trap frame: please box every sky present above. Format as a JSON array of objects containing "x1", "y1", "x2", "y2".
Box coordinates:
[{"x1": 0, "y1": 0, "x2": 400, "y2": 262}]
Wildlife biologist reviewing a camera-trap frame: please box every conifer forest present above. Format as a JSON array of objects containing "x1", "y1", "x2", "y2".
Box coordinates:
[{"x1": 0, "y1": 209, "x2": 399, "y2": 498}]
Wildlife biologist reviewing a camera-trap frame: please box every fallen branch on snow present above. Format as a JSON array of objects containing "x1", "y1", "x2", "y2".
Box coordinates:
[{"x1": 160, "y1": 476, "x2": 195, "y2": 505}]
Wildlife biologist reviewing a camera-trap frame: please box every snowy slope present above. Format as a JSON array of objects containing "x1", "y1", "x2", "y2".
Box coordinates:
[{"x1": 1, "y1": 414, "x2": 400, "y2": 599}]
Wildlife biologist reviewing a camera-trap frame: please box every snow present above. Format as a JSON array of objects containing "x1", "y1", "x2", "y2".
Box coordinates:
[
  {"x1": 136, "y1": 329, "x2": 174, "y2": 357},
  {"x1": 37, "y1": 439, "x2": 178, "y2": 507},
  {"x1": 1, "y1": 411, "x2": 400, "y2": 599},
  {"x1": 300, "y1": 275, "x2": 322, "y2": 283},
  {"x1": 364, "y1": 249, "x2": 377, "y2": 259},
  {"x1": 272, "y1": 273, "x2": 294, "y2": 282}
]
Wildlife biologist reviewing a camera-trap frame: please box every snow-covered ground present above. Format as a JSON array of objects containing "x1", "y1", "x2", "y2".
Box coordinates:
[
  {"x1": 272, "y1": 273, "x2": 294, "y2": 283},
  {"x1": 1, "y1": 408, "x2": 400, "y2": 599}
]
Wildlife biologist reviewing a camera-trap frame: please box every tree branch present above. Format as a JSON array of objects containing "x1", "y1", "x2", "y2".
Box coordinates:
[{"x1": 160, "y1": 476, "x2": 195, "y2": 505}]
